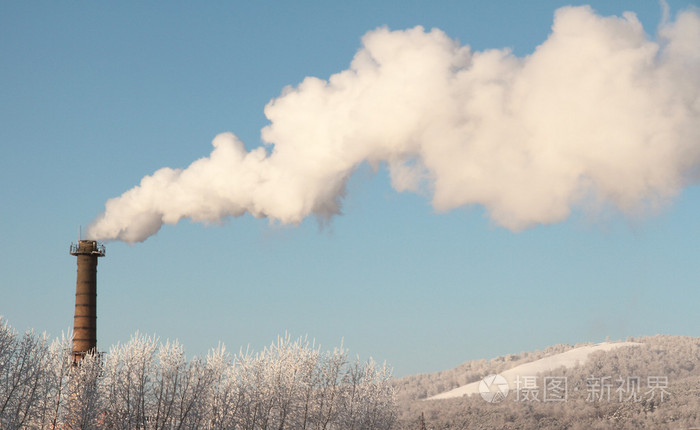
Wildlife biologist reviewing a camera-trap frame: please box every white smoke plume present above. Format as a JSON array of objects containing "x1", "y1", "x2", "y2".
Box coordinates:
[{"x1": 87, "y1": 6, "x2": 700, "y2": 243}]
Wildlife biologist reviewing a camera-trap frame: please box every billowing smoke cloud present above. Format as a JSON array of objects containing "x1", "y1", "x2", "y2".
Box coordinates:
[{"x1": 88, "y1": 6, "x2": 700, "y2": 243}]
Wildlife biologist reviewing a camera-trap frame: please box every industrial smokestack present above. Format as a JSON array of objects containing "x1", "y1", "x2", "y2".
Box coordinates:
[{"x1": 69, "y1": 240, "x2": 105, "y2": 363}]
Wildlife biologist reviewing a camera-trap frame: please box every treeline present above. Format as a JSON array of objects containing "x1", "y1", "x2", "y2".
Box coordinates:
[
  {"x1": 0, "y1": 318, "x2": 396, "y2": 430},
  {"x1": 394, "y1": 342, "x2": 577, "y2": 403},
  {"x1": 394, "y1": 336, "x2": 700, "y2": 429}
]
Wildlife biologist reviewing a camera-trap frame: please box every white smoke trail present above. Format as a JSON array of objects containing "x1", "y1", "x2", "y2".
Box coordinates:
[{"x1": 87, "y1": 6, "x2": 700, "y2": 243}]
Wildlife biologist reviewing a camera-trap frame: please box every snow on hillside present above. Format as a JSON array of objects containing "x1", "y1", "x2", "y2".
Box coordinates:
[{"x1": 428, "y1": 342, "x2": 642, "y2": 400}]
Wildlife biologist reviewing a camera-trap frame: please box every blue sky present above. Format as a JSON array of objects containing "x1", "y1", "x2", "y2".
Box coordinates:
[{"x1": 1, "y1": 0, "x2": 698, "y2": 377}]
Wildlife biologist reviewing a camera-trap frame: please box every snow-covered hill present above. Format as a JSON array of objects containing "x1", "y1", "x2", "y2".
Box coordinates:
[{"x1": 428, "y1": 341, "x2": 642, "y2": 400}]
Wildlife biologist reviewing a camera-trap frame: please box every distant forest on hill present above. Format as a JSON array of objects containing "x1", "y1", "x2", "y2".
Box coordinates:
[{"x1": 394, "y1": 336, "x2": 700, "y2": 429}]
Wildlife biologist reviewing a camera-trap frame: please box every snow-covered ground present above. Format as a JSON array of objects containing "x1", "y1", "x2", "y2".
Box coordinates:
[{"x1": 429, "y1": 342, "x2": 643, "y2": 400}]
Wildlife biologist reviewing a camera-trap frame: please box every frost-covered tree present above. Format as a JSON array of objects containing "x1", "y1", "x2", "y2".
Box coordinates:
[
  {"x1": 0, "y1": 320, "x2": 51, "y2": 429},
  {"x1": 339, "y1": 357, "x2": 395, "y2": 430},
  {"x1": 65, "y1": 352, "x2": 103, "y2": 430},
  {"x1": 33, "y1": 334, "x2": 73, "y2": 429},
  {"x1": 0, "y1": 318, "x2": 397, "y2": 430},
  {"x1": 100, "y1": 332, "x2": 158, "y2": 429}
]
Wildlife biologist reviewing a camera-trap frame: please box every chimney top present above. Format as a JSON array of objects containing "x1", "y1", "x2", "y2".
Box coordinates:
[{"x1": 70, "y1": 240, "x2": 105, "y2": 257}]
